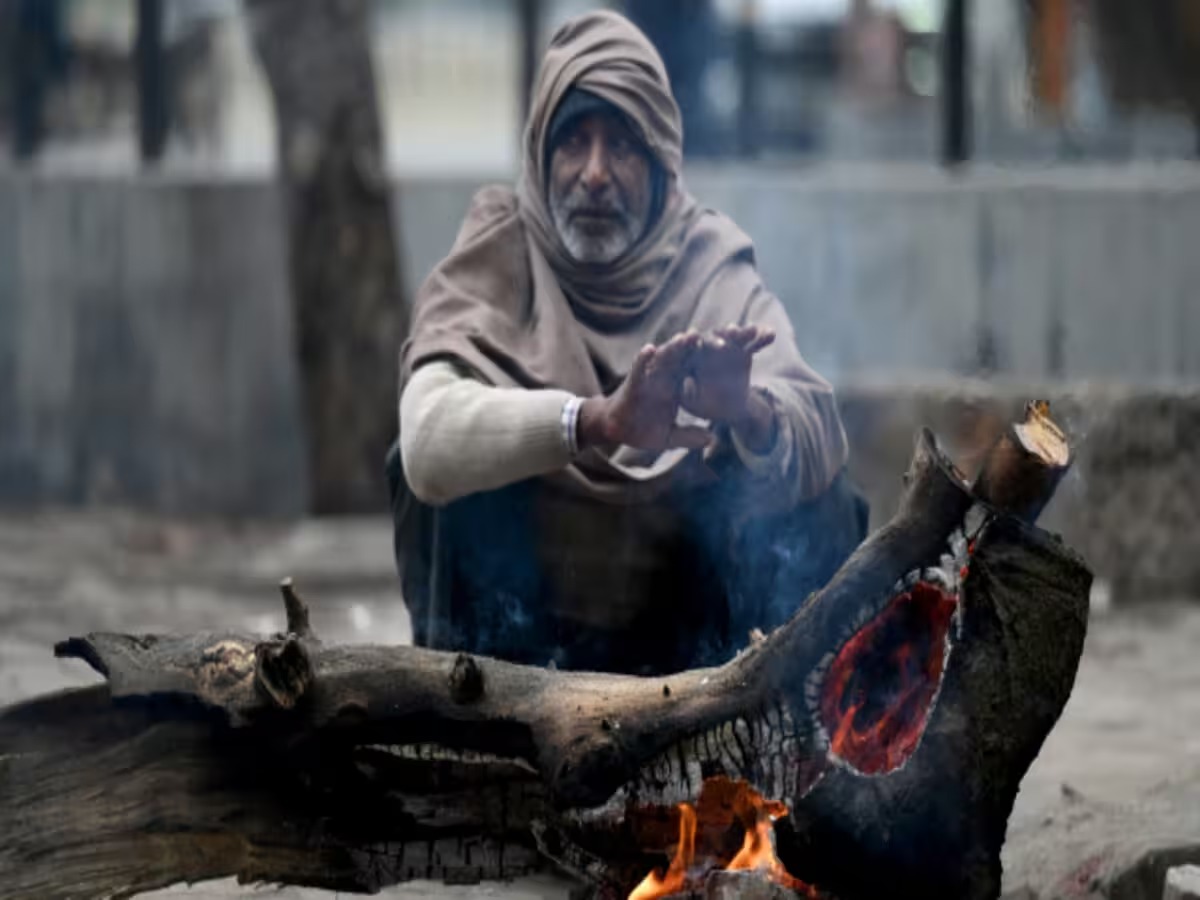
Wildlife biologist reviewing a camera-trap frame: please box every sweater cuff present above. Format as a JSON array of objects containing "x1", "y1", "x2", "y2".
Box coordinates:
[{"x1": 730, "y1": 387, "x2": 791, "y2": 478}]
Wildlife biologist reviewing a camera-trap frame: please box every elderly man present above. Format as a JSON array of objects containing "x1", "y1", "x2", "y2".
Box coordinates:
[{"x1": 387, "y1": 11, "x2": 866, "y2": 675}]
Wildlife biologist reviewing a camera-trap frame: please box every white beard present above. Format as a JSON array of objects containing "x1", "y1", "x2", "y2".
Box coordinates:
[{"x1": 550, "y1": 192, "x2": 648, "y2": 265}]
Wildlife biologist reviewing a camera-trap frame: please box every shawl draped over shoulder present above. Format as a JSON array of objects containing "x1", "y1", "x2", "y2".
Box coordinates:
[{"x1": 400, "y1": 9, "x2": 846, "y2": 505}]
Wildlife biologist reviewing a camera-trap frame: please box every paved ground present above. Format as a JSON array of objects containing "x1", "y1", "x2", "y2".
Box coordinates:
[{"x1": 2, "y1": 511, "x2": 1199, "y2": 897}]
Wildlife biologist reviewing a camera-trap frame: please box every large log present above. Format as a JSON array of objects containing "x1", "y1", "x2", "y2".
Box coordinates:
[{"x1": 0, "y1": 415, "x2": 1091, "y2": 900}]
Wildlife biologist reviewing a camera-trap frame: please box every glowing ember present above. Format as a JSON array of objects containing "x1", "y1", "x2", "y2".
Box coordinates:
[
  {"x1": 819, "y1": 580, "x2": 958, "y2": 774},
  {"x1": 628, "y1": 780, "x2": 818, "y2": 899}
]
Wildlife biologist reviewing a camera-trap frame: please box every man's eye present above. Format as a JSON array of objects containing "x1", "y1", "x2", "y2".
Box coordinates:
[
  {"x1": 610, "y1": 138, "x2": 633, "y2": 158},
  {"x1": 562, "y1": 132, "x2": 587, "y2": 153}
]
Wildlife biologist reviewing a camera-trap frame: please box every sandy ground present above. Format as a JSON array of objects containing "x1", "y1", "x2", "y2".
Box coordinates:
[{"x1": 2, "y1": 511, "x2": 1199, "y2": 898}]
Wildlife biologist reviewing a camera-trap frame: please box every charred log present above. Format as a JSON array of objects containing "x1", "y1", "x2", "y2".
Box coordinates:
[
  {"x1": 782, "y1": 514, "x2": 1090, "y2": 899},
  {"x1": 0, "y1": 685, "x2": 548, "y2": 896},
  {"x1": 0, "y1": 410, "x2": 1091, "y2": 900}
]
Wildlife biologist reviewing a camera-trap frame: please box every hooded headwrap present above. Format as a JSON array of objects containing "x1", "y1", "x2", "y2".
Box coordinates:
[{"x1": 401, "y1": 10, "x2": 846, "y2": 504}]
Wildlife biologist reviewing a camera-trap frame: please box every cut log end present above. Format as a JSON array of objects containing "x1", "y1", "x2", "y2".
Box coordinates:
[
  {"x1": 971, "y1": 400, "x2": 1072, "y2": 522},
  {"x1": 1014, "y1": 400, "x2": 1071, "y2": 468}
]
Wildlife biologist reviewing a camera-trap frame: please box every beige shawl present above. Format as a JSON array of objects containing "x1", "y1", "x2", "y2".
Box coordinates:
[{"x1": 401, "y1": 10, "x2": 846, "y2": 504}]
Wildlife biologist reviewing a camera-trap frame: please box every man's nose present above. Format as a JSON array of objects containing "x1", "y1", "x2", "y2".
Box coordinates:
[{"x1": 580, "y1": 141, "x2": 613, "y2": 194}]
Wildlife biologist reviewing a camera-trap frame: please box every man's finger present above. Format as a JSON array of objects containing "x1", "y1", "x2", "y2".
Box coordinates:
[
  {"x1": 727, "y1": 325, "x2": 776, "y2": 351},
  {"x1": 654, "y1": 332, "x2": 700, "y2": 372},
  {"x1": 695, "y1": 334, "x2": 729, "y2": 357},
  {"x1": 628, "y1": 344, "x2": 656, "y2": 386},
  {"x1": 665, "y1": 424, "x2": 713, "y2": 451},
  {"x1": 744, "y1": 330, "x2": 776, "y2": 354},
  {"x1": 664, "y1": 330, "x2": 701, "y2": 349},
  {"x1": 716, "y1": 323, "x2": 754, "y2": 344}
]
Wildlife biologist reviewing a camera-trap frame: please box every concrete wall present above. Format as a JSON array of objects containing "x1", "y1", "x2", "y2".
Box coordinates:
[
  {"x1": 0, "y1": 177, "x2": 307, "y2": 516},
  {"x1": 2, "y1": 166, "x2": 1200, "y2": 521},
  {"x1": 404, "y1": 166, "x2": 1200, "y2": 382}
]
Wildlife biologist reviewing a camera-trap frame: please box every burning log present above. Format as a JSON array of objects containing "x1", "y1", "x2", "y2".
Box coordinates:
[{"x1": 0, "y1": 407, "x2": 1091, "y2": 900}]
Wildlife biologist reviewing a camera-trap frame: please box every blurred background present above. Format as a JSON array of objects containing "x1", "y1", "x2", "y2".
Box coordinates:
[
  {"x1": 1, "y1": 1, "x2": 1199, "y2": 896},
  {"x1": 6, "y1": 0, "x2": 1200, "y2": 171}
]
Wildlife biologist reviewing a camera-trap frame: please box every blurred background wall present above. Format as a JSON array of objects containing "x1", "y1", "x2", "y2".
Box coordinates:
[
  {"x1": 1, "y1": 0, "x2": 1198, "y2": 537},
  {"x1": 6, "y1": 0, "x2": 1197, "y2": 173}
]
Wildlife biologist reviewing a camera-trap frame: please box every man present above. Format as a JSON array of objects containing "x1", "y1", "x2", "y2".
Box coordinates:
[{"x1": 388, "y1": 11, "x2": 866, "y2": 675}]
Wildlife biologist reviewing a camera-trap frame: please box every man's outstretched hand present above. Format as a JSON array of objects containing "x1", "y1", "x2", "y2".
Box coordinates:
[
  {"x1": 578, "y1": 332, "x2": 713, "y2": 452},
  {"x1": 681, "y1": 325, "x2": 778, "y2": 453},
  {"x1": 577, "y1": 325, "x2": 778, "y2": 455}
]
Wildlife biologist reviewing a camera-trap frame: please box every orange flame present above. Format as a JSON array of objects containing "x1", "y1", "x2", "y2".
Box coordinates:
[
  {"x1": 627, "y1": 780, "x2": 818, "y2": 899},
  {"x1": 628, "y1": 803, "x2": 696, "y2": 900},
  {"x1": 726, "y1": 790, "x2": 819, "y2": 897}
]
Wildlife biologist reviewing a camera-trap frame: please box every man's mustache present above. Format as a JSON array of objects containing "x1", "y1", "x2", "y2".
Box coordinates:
[{"x1": 561, "y1": 191, "x2": 630, "y2": 223}]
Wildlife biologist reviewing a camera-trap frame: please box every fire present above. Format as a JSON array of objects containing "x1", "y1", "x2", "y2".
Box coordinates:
[
  {"x1": 726, "y1": 789, "x2": 818, "y2": 897},
  {"x1": 627, "y1": 780, "x2": 818, "y2": 899},
  {"x1": 819, "y1": 579, "x2": 958, "y2": 774},
  {"x1": 628, "y1": 576, "x2": 959, "y2": 897},
  {"x1": 627, "y1": 803, "x2": 695, "y2": 900}
]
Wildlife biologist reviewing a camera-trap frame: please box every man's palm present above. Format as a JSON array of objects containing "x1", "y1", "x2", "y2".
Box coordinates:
[
  {"x1": 682, "y1": 325, "x2": 775, "y2": 424},
  {"x1": 586, "y1": 332, "x2": 711, "y2": 452}
]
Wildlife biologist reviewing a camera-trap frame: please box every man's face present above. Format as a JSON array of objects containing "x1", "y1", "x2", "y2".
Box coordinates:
[{"x1": 548, "y1": 112, "x2": 654, "y2": 265}]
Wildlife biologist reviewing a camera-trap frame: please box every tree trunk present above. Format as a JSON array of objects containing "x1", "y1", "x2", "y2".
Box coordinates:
[
  {"x1": 135, "y1": 0, "x2": 168, "y2": 165},
  {"x1": 941, "y1": 0, "x2": 971, "y2": 166},
  {"x1": 245, "y1": 0, "x2": 406, "y2": 514},
  {"x1": 0, "y1": 410, "x2": 1091, "y2": 899}
]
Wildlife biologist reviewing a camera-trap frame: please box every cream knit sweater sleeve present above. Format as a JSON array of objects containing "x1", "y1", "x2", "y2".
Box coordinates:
[
  {"x1": 399, "y1": 360, "x2": 796, "y2": 508},
  {"x1": 400, "y1": 361, "x2": 574, "y2": 506}
]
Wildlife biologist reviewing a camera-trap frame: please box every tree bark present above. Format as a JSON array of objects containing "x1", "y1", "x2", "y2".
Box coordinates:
[
  {"x1": 245, "y1": 0, "x2": 406, "y2": 514},
  {"x1": 0, "y1": 416, "x2": 1091, "y2": 899}
]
